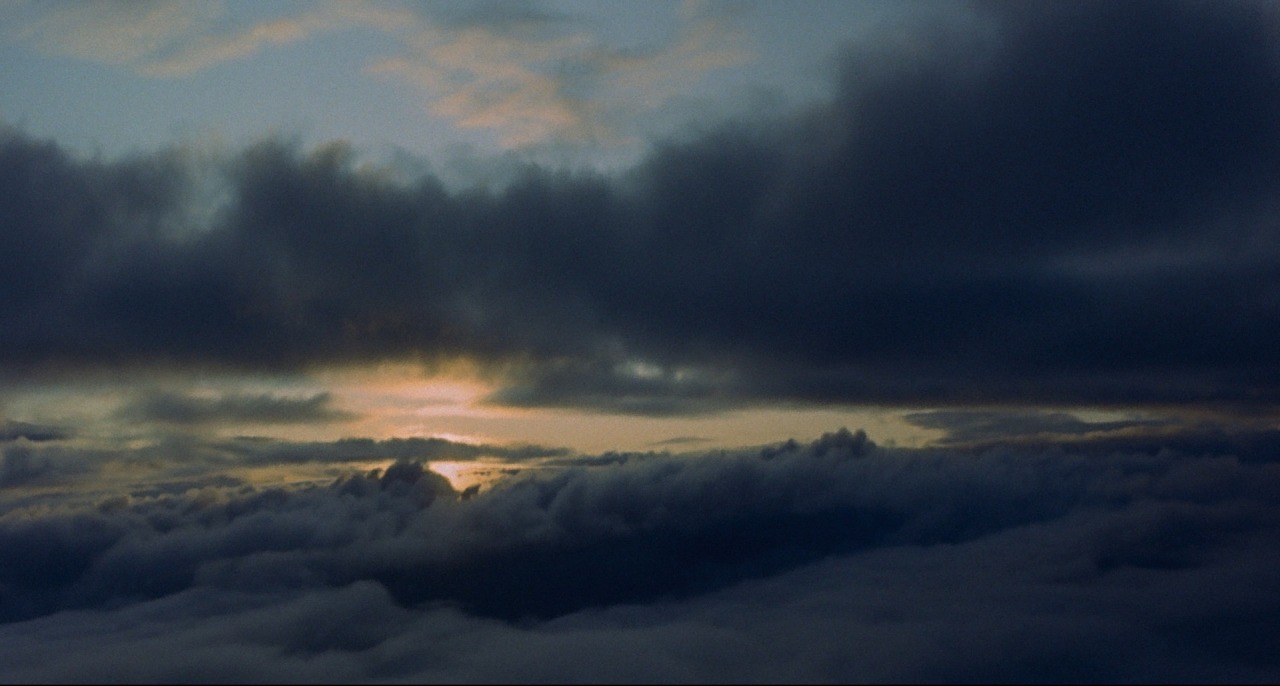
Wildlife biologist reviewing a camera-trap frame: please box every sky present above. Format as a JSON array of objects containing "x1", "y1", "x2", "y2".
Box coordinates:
[{"x1": 2, "y1": 0, "x2": 1280, "y2": 682}]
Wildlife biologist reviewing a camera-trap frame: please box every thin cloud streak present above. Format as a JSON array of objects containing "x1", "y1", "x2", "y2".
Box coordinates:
[{"x1": 116, "y1": 390, "x2": 357, "y2": 426}]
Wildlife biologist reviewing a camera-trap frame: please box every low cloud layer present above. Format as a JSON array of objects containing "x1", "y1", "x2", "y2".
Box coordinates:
[
  {"x1": 4, "y1": 0, "x2": 1280, "y2": 412},
  {"x1": 0, "y1": 430, "x2": 568, "y2": 503},
  {"x1": 1, "y1": 428, "x2": 1278, "y2": 681},
  {"x1": 118, "y1": 390, "x2": 356, "y2": 426}
]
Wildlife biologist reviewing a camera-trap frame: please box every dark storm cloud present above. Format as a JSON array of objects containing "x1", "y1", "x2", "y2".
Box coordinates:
[
  {"x1": 4, "y1": 0, "x2": 1280, "y2": 411},
  {"x1": 118, "y1": 390, "x2": 355, "y2": 425},
  {"x1": 0, "y1": 420, "x2": 68, "y2": 442},
  {"x1": 1, "y1": 441, "x2": 100, "y2": 490},
  {"x1": 1, "y1": 428, "x2": 1278, "y2": 681}
]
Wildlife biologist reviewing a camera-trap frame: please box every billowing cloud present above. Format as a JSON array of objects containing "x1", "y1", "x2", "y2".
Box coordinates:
[
  {"x1": 3, "y1": 0, "x2": 1280, "y2": 414},
  {"x1": 0, "y1": 428, "x2": 1278, "y2": 681}
]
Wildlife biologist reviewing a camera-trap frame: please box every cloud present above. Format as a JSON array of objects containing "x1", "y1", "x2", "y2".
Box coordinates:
[
  {"x1": 0, "y1": 426, "x2": 568, "y2": 510},
  {"x1": 4, "y1": 0, "x2": 1280, "y2": 413},
  {"x1": 137, "y1": 12, "x2": 330, "y2": 77},
  {"x1": 424, "y1": 0, "x2": 569, "y2": 33},
  {"x1": 7, "y1": 2, "x2": 411, "y2": 77},
  {"x1": 0, "y1": 428, "x2": 1278, "y2": 681},
  {"x1": 2, "y1": 443, "x2": 58, "y2": 487},
  {"x1": 649, "y1": 435, "x2": 712, "y2": 447},
  {"x1": 215, "y1": 434, "x2": 569, "y2": 467},
  {"x1": 11, "y1": 1, "x2": 218, "y2": 67},
  {"x1": 0, "y1": 420, "x2": 68, "y2": 442},
  {"x1": 588, "y1": 1, "x2": 753, "y2": 110},
  {"x1": 117, "y1": 390, "x2": 356, "y2": 426},
  {"x1": 902, "y1": 409, "x2": 1171, "y2": 446},
  {"x1": 8, "y1": 0, "x2": 751, "y2": 149},
  {"x1": 482, "y1": 357, "x2": 744, "y2": 415},
  {"x1": 369, "y1": 1, "x2": 752, "y2": 149}
]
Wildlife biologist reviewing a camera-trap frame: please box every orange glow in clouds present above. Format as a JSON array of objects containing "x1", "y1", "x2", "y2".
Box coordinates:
[
  {"x1": 307, "y1": 362, "x2": 504, "y2": 441},
  {"x1": 308, "y1": 361, "x2": 941, "y2": 454}
]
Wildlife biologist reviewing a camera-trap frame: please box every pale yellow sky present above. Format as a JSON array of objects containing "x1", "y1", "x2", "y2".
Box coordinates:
[{"x1": 0, "y1": 361, "x2": 936, "y2": 453}]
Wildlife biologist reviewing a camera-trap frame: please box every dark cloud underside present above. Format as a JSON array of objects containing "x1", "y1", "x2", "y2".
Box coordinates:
[
  {"x1": 117, "y1": 390, "x2": 355, "y2": 425},
  {"x1": 0, "y1": 420, "x2": 68, "y2": 442},
  {"x1": 1, "y1": 429, "x2": 1278, "y2": 681},
  {"x1": 3, "y1": 0, "x2": 1280, "y2": 411},
  {"x1": 0, "y1": 433, "x2": 568, "y2": 499}
]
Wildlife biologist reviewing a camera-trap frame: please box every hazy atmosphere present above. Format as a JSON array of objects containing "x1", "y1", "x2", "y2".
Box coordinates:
[{"x1": 2, "y1": 1, "x2": 1280, "y2": 682}]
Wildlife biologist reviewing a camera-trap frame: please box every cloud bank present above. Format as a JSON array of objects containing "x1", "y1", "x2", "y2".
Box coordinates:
[
  {"x1": 0, "y1": 428, "x2": 1278, "y2": 681},
  {"x1": 5, "y1": 0, "x2": 1280, "y2": 414}
]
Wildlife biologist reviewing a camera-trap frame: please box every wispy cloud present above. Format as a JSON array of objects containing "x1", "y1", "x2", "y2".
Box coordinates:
[
  {"x1": 13, "y1": 0, "x2": 218, "y2": 67},
  {"x1": 369, "y1": 2, "x2": 753, "y2": 149},
  {"x1": 138, "y1": 12, "x2": 332, "y2": 77},
  {"x1": 370, "y1": 26, "x2": 598, "y2": 148},
  {"x1": 9, "y1": 1, "x2": 751, "y2": 150},
  {"x1": 588, "y1": 1, "x2": 753, "y2": 110},
  {"x1": 10, "y1": 1, "x2": 411, "y2": 77},
  {"x1": 649, "y1": 435, "x2": 713, "y2": 447}
]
